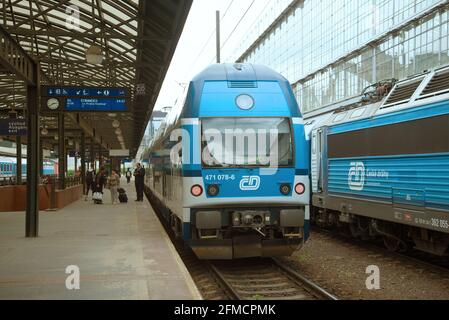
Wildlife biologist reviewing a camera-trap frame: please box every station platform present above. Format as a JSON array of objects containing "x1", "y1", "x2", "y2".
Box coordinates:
[{"x1": 0, "y1": 178, "x2": 202, "y2": 300}]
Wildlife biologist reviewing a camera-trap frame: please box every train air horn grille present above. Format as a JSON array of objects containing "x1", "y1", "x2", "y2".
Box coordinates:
[{"x1": 227, "y1": 81, "x2": 258, "y2": 88}]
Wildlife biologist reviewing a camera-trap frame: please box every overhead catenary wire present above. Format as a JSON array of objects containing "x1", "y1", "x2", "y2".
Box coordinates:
[
  {"x1": 228, "y1": 0, "x2": 271, "y2": 62},
  {"x1": 189, "y1": 0, "x2": 235, "y2": 71},
  {"x1": 207, "y1": 0, "x2": 257, "y2": 64},
  {"x1": 220, "y1": 0, "x2": 256, "y2": 53}
]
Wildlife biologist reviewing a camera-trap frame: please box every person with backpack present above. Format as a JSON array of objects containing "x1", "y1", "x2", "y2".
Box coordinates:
[
  {"x1": 85, "y1": 166, "x2": 96, "y2": 201},
  {"x1": 93, "y1": 167, "x2": 107, "y2": 204},
  {"x1": 125, "y1": 168, "x2": 132, "y2": 184}
]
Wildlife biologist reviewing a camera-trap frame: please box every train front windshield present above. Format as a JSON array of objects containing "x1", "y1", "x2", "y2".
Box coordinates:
[{"x1": 201, "y1": 117, "x2": 293, "y2": 168}]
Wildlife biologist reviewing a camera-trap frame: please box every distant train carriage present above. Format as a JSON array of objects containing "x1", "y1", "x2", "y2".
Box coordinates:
[
  {"x1": 0, "y1": 156, "x2": 15, "y2": 176},
  {"x1": 145, "y1": 63, "x2": 310, "y2": 259},
  {"x1": 0, "y1": 156, "x2": 57, "y2": 178},
  {"x1": 42, "y1": 160, "x2": 57, "y2": 175},
  {"x1": 309, "y1": 65, "x2": 449, "y2": 256}
]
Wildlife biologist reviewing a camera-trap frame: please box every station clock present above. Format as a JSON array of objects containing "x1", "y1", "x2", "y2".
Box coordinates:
[{"x1": 46, "y1": 98, "x2": 60, "y2": 110}]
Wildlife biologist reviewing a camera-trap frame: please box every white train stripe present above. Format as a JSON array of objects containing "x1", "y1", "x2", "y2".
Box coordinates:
[
  {"x1": 292, "y1": 117, "x2": 304, "y2": 125},
  {"x1": 181, "y1": 118, "x2": 199, "y2": 125}
]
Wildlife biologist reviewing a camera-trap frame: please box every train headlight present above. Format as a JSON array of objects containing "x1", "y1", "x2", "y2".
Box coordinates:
[
  {"x1": 232, "y1": 212, "x2": 241, "y2": 226},
  {"x1": 280, "y1": 184, "x2": 291, "y2": 195},
  {"x1": 243, "y1": 214, "x2": 253, "y2": 225},
  {"x1": 207, "y1": 184, "x2": 219, "y2": 197},
  {"x1": 236, "y1": 94, "x2": 254, "y2": 110},
  {"x1": 295, "y1": 183, "x2": 306, "y2": 195},
  {"x1": 191, "y1": 185, "x2": 203, "y2": 197},
  {"x1": 265, "y1": 214, "x2": 271, "y2": 224}
]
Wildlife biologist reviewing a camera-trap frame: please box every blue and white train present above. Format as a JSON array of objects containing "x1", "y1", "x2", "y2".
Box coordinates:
[
  {"x1": 144, "y1": 63, "x2": 310, "y2": 259},
  {"x1": 307, "y1": 64, "x2": 449, "y2": 256},
  {"x1": 0, "y1": 156, "x2": 57, "y2": 178}
]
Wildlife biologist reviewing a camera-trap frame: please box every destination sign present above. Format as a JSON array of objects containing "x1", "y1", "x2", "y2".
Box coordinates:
[
  {"x1": 45, "y1": 87, "x2": 127, "y2": 97},
  {"x1": 65, "y1": 98, "x2": 127, "y2": 111},
  {"x1": 0, "y1": 119, "x2": 27, "y2": 136},
  {"x1": 110, "y1": 149, "x2": 130, "y2": 157}
]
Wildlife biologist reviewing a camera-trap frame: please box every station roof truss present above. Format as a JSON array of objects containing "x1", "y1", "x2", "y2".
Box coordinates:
[{"x1": 0, "y1": 0, "x2": 192, "y2": 156}]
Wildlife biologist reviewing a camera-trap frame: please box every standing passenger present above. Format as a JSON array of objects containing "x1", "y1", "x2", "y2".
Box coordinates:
[
  {"x1": 85, "y1": 166, "x2": 95, "y2": 201},
  {"x1": 108, "y1": 170, "x2": 120, "y2": 204},
  {"x1": 126, "y1": 168, "x2": 132, "y2": 184},
  {"x1": 94, "y1": 167, "x2": 106, "y2": 194},
  {"x1": 133, "y1": 163, "x2": 145, "y2": 202}
]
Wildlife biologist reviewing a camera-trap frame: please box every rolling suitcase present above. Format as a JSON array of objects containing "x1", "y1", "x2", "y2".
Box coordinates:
[
  {"x1": 92, "y1": 192, "x2": 103, "y2": 204},
  {"x1": 119, "y1": 193, "x2": 128, "y2": 203},
  {"x1": 118, "y1": 188, "x2": 128, "y2": 203}
]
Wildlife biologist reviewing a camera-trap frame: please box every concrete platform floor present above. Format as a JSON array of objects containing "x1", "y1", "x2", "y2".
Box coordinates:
[{"x1": 0, "y1": 178, "x2": 201, "y2": 300}]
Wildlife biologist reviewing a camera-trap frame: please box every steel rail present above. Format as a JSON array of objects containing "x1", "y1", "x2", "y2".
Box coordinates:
[{"x1": 272, "y1": 258, "x2": 338, "y2": 300}]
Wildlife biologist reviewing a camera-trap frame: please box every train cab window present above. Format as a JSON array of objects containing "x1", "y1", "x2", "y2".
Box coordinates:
[{"x1": 201, "y1": 117, "x2": 293, "y2": 168}]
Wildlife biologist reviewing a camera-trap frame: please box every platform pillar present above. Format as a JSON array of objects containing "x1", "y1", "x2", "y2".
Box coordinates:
[
  {"x1": 90, "y1": 139, "x2": 94, "y2": 170},
  {"x1": 81, "y1": 131, "x2": 86, "y2": 194},
  {"x1": 58, "y1": 113, "x2": 66, "y2": 190},
  {"x1": 39, "y1": 139, "x2": 43, "y2": 176},
  {"x1": 25, "y1": 70, "x2": 40, "y2": 238},
  {"x1": 99, "y1": 144, "x2": 103, "y2": 168},
  {"x1": 16, "y1": 135, "x2": 22, "y2": 185},
  {"x1": 74, "y1": 153, "x2": 78, "y2": 175}
]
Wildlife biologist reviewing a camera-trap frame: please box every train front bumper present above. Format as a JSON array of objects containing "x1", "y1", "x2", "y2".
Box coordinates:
[{"x1": 188, "y1": 235, "x2": 303, "y2": 260}]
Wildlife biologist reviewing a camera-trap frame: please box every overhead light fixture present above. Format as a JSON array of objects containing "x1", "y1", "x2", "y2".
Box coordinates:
[
  {"x1": 115, "y1": 128, "x2": 122, "y2": 135},
  {"x1": 85, "y1": 44, "x2": 103, "y2": 65},
  {"x1": 108, "y1": 113, "x2": 117, "y2": 118},
  {"x1": 68, "y1": 139, "x2": 74, "y2": 146},
  {"x1": 112, "y1": 120, "x2": 120, "y2": 128},
  {"x1": 54, "y1": 134, "x2": 59, "y2": 141},
  {"x1": 41, "y1": 128, "x2": 48, "y2": 135}
]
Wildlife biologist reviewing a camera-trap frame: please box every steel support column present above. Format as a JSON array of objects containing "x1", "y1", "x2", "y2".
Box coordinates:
[
  {"x1": 25, "y1": 68, "x2": 40, "y2": 237},
  {"x1": 58, "y1": 113, "x2": 66, "y2": 190},
  {"x1": 90, "y1": 139, "x2": 95, "y2": 171},
  {"x1": 39, "y1": 140, "x2": 44, "y2": 176},
  {"x1": 74, "y1": 153, "x2": 78, "y2": 174},
  {"x1": 216, "y1": 10, "x2": 221, "y2": 63},
  {"x1": 99, "y1": 144, "x2": 103, "y2": 168},
  {"x1": 16, "y1": 136, "x2": 22, "y2": 185},
  {"x1": 81, "y1": 132, "x2": 86, "y2": 194}
]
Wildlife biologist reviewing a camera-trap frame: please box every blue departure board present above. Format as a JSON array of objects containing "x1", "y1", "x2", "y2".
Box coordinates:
[
  {"x1": 41, "y1": 86, "x2": 130, "y2": 112},
  {"x1": 65, "y1": 98, "x2": 127, "y2": 111}
]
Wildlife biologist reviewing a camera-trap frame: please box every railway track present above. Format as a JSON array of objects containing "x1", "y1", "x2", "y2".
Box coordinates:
[
  {"x1": 312, "y1": 226, "x2": 449, "y2": 273},
  {"x1": 207, "y1": 258, "x2": 338, "y2": 300},
  {"x1": 145, "y1": 189, "x2": 337, "y2": 300}
]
